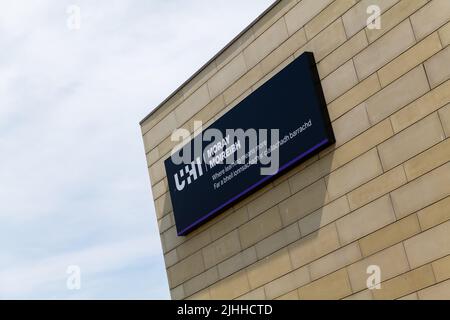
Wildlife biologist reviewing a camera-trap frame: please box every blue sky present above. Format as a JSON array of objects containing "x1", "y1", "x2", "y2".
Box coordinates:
[{"x1": 0, "y1": 0, "x2": 273, "y2": 299}]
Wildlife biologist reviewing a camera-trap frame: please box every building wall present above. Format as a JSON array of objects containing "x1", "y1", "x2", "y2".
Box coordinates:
[{"x1": 140, "y1": 0, "x2": 450, "y2": 300}]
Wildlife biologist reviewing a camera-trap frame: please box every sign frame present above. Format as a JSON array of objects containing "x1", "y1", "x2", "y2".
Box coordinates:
[{"x1": 165, "y1": 52, "x2": 335, "y2": 236}]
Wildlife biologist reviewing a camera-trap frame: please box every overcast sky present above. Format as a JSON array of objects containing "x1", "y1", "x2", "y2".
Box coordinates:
[{"x1": 0, "y1": 0, "x2": 274, "y2": 299}]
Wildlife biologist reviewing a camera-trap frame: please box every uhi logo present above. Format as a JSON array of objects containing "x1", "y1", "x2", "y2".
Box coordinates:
[{"x1": 174, "y1": 157, "x2": 203, "y2": 191}]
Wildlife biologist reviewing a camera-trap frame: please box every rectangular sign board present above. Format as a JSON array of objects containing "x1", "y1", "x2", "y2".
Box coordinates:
[{"x1": 165, "y1": 52, "x2": 335, "y2": 236}]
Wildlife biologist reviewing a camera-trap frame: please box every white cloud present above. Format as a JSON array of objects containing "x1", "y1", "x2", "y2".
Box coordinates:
[
  {"x1": 0, "y1": 235, "x2": 161, "y2": 298},
  {"x1": 0, "y1": 0, "x2": 274, "y2": 299}
]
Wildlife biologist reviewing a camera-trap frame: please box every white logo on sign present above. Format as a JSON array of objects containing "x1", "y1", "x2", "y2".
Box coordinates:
[{"x1": 174, "y1": 157, "x2": 204, "y2": 191}]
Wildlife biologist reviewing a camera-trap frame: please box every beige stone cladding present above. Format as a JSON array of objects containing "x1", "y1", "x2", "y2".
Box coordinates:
[{"x1": 141, "y1": 0, "x2": 450, "y2": 299}]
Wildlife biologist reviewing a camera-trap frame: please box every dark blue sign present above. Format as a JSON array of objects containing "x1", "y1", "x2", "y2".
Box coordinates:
[{"x1": 165, "y1": 52, "x2": 335, "y2": 236}]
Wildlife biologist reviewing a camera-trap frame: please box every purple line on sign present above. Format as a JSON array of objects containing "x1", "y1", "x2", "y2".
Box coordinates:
[{"x1": 177, "y1": 138, "x2": 330, "y2": 236}]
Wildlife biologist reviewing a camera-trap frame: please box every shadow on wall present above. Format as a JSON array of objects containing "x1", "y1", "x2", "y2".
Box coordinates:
[
  {"x1": 161, "y1": 145, "x2": 337, "y2": 242},
  {"x1": 157, "y1": 149, "x2": 336, "y2": 236},
  {"x1": 281, "y1": 146, "x2": 337, "y2": 240},
  {"x1": 157, "y1": 141, "x2": 338, "y2": 297}
]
